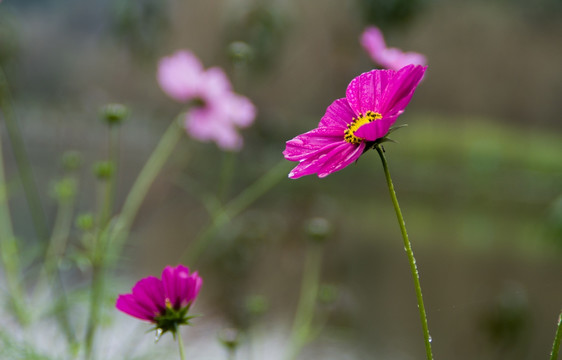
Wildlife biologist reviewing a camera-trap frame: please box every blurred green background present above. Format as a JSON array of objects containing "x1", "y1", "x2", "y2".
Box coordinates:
[{"x1": 0, "y1": 0, "x2": 561, "y2": 359}]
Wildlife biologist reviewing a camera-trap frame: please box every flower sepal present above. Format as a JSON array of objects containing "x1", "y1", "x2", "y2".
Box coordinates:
[
  {"x1": 150, "y1": 304, "x2": 200, "y2": 339},
  {"x1": 363, "y1": 124, "x2": 408, "y2": 153}
]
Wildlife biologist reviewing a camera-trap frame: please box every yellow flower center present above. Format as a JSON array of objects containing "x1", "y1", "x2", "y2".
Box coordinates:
[{"x1": 344, "y1": 111, "x2": 382, "y2": 144}]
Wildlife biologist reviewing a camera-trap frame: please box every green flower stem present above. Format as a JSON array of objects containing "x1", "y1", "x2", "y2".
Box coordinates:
[
  {"x1": 84, "y1": 118, "x2": 185, "y2": 360},
  {"x1": 375, "y1": 144, "x2": 433, "y2": 360},
  {"x1": 177, "y1": 328, "x2": 187, "y2": 360},
  {"x1": 0, "y1": 66, "x2": 49, "y2": 242},
  {"x1": 100, "y1": 125, "x2": 120, "y2": 228},
  {"x1": 182, "y1": 159, "x2": 291, "y2": 264},
  {"x1": 110, "y1": 116, "x2": 185, "y2": 257},
  {"x1": 551, "y1": 310, "x2": 562, "y2": 360},
  {"x1": 35, "y1": 181, "x2": 76, "y2": 292},
  {"x1": 217, "y1": 151, "x2": 236, "y2": 202},
  {"x1": 0, "y1": 129, "x2": 28, "y2": 325},
  {"x1": 84, "y1": 259, "x2": 105, "y2": 360},
  {"x1": 285, "y1": 242, "x2": 323, "y2": 360}
]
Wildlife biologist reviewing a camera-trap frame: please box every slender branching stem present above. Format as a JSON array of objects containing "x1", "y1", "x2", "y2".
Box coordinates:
[
  {"x1": 551, "y1": 310, "x2": 562, "y2": 360},
  {"x1": 217, "y1": 151, "x2": 236, "y2": 202},
  {"x1": 0, "y1": 67, "x2": 48, "y2": 242},
  {"x1": 375, "y1": 144, "x2": 434, "y2": 360},
  {"x1": 109, "y1": 116, "x2": 185, "y2": 257},
  {"x1": 182, "y1": 159, "x2": 290, "y2": 265},
  {"x1": 0, "y1": 129, "x2": 28, "y2": 325},
  {"x1": 83, "y1": 118, "x2": 184, "y2": 359},
  {"x1": 100, "y1": 125, "x2": 120, "y2": 228},
  {"x1": 285, "y1": 242, "x2": 323, "y2": 360}
]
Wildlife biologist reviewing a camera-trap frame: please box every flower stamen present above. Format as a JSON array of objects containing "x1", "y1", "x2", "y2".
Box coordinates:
[{"x1": 344, "y1": 111, "x2": 382, "y2": 144}]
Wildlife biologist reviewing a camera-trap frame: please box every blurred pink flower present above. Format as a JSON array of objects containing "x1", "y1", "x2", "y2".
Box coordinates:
[
  {"x1": 360, "y1": 26, "x2": 426, "y2": 70},
  {"x1": 158, "y1": 50, "x2": 256, "y2": 151},
  {"x1": 116, "y1": 264, "x2": 202, "y2": 335},
  {"x1": 283, "y1": 65, "x2": 426, "y2": 179}
]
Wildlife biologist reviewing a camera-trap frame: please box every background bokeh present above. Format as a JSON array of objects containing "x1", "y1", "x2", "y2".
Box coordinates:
[{"x1": 1, "y1": 0, "x2": 561, "y2": 359}]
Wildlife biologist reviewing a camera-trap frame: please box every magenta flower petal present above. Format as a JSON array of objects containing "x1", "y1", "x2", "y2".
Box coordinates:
[
  {"x1": 284, "y1": 65, "x2": 426, "y2": 178},
  {"x1": 200, "y1": 67, "x2": 233, "y2": 100},
  {"x1": 288, "y1": 141, "x2": 355, "y2": 179},
  {"x1": 178, "y1": 271, "x2": 203, "y2": 308},
  {"x1": 346, "y1": 69, "x2": 394, "y2": 116},
  {"x1": 160, "y1": 264, "x2": 202, "y2": 309},
  {"x1": 161, "y1": 265, "x2": 182, "y2": 308},
  {"x1": 360, "y1": 26, "x2": 387, "y2": 59},
  {"x1": 116, "y1": 294, "x2": 155, "y2": 321},
  {"x1": 316, "y1": 142, "x2": 366, "y2": 178},
  {"x1": 380, "y1": 64, "x2": 427, "y2": 116},
  {"x1": 353, "y1": 117, "x2": 393, "y2": 141},
  {"x1": 157, "y1": 50, "x2": 256, "y2": 151},
  {"x1": 360, "y1": 26, "x2": 427, "y2": 71},
  {"x1": 131, "y1": 276, "x2": 166, "y2": 315},
  {"x1": 224, "y1": 94, "x2": 256, "y2": 127},
  {"x1": 116, "y1": 264, "x2": 203, "y2": 335},
  {"x1": 158, "y1": 50, "x2": 204, "y2": 102},
  {"x1": 319, "y1": 98, "x2": 356, "y2": 128},
  {"x1": 284, "y1": 127, "x2": 344, "y2": 162}
]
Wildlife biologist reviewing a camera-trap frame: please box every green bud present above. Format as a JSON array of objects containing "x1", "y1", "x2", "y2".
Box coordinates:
[
  {"x1": 92, "y1": 161, "x2": 115, "y2": 180},
  {"x1": 227, "y1": 41, "x2": 254, "y2": 63},
  {"x1": 100, "y1": 103, "x2": 129, "y2": 125},
  {"x1": 61, "y1": 151, "x2": 82, "y2": 171},
  {"x1": 218, "y1": 328, "x2": 241, "y2": 352},
  {"x1": 305, "y1": 217, "x2": 332, "y2": 243},
  {"x1": 76, "y1": 213, "x2": 94, "y2": 231},
  {"x1": 52, "y1": 178, "x2": 77, "y2": 201}
]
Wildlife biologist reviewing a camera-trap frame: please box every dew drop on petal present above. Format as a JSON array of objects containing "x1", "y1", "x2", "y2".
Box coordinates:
[{"x1": 155, "y1": 328, "x2": 163, "y2": 343}]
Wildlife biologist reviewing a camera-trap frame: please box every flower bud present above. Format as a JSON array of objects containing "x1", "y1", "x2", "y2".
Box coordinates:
[
  {"x1": 305, "y1": 217, "x2": 332, "y2": 243},
  {"x1": 92, "y1": 161, "x2": 115, "y2": 180},
  {"x1": 51, "y1": 178, "x2": 77, "y2": 202},
  {"x1": 227, "y1": 41, "x2": 254, "y2": 64},
  {"x1": 76, "y1": 213, "x2": 94, "y2": 231},
  {"x1": 218, "y1": 328, "x2": 241, "y2": 352},
  {"x1": 100, "y1": 103, "x2": 129, "y2": 126}
]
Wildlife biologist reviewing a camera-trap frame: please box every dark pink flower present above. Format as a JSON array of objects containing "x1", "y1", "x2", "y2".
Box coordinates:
[
  {"x1": 360, "y1": 26, "x2": 426, "y2": 70},
  {"x1": 283, "y1": 65, "x2": 426, "y2": 179},
  {"x1": 158, "y1": 50, "x2": 256, "y2": 151},
  {"x1": 116, "y1": 265, "x2": 202, "y2": 335}
]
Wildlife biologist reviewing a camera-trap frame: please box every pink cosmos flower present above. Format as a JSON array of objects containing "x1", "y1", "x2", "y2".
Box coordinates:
[
  {"x1": 158, "y1": 50, "x2": 256, "y2": 151},
  {"x1": 116, "y1": 264, "x2": 202, "y2": 335},
  {"x1": 360, "y1": 26, "x2": 426, "y2": 70},
  {"x1": 283, "y1": 64, "x2": 426, "y2": 179}
]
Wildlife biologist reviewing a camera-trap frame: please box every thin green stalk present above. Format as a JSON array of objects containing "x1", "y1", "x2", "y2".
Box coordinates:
[
  {"x1": 375, "y1": 144, "x2": 433, "y2": 360},
  {"x1": 182, "y1": 159, "x2": 290, "y2": 264},
  {"x1": 0, "y1": 66, "x2": 49, "y2": 242},
  {"x1": 84, "y1": 259, "x2": 105, "y2": 360},
  {"x1": 177, "y1": 328, "x2": 187, "y2": 360},
  {"x1": 84, "y1": 118, "x2": 185, "y2": 359},
  {"x1": 100, "y1": 126, "x2": 120, "y2": 228},
  {"x1": 285, "y1": 243, "x2": 323, "y2": 360},
  {"x1": 110, "y1": 117, "x2": 185, "y2": 258},
  {"x1": 32, "y1": 178, "x2": 78, "y2": 345},
  {"x1": 35, "y1": 179, "x2": 76, "y2": 293},
  {"x1": 551, "y1": 310, "x2": 562, "y2": 360},
  {"x1": 0, "y1": 129, "x2": 28, "y2": 325},
  {"x1": 217, "y1": 151, "x2": 236, "y2": 202},
  {"x1": 228, "y1": 348, "x2": 236, "y2": 360}
]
